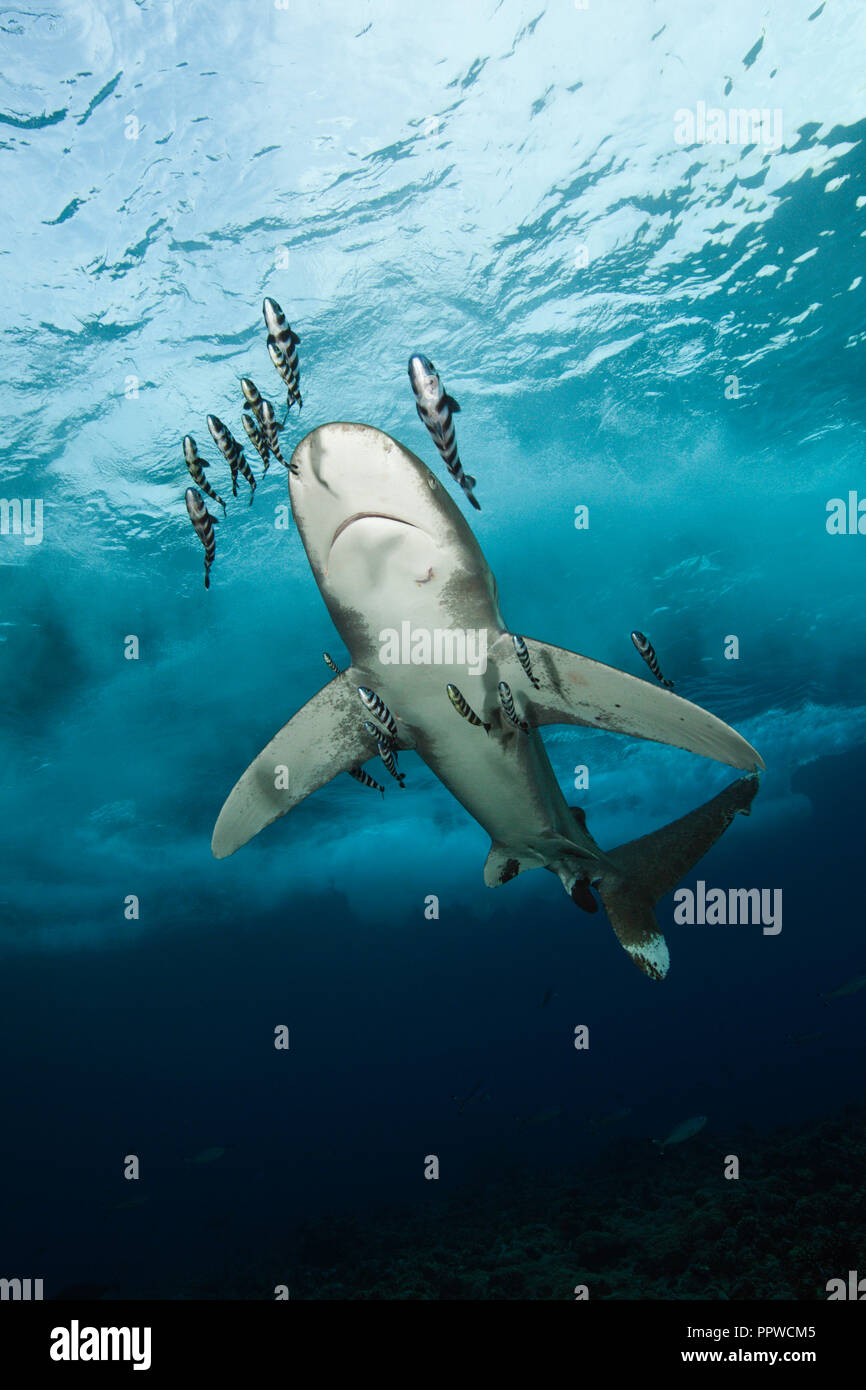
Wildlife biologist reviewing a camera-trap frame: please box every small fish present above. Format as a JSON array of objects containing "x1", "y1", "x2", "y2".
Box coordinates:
[
  {"x1": 631, "y1": 631, "x2": 674, "y2": 689},
  {"x1": 512, "y1": 634, "x2": 540, "y2": 690},
  {"x1": 498, "y1": 680, "x2": 529, "y2": 733},
  {"x1": 207, "y1": 414, "x2": 252, "y2": 501},
  {"x1": 585, "y1": 1105, "x2": 632, "y2": 1133},
  {"x1": 323, "y1": 652, "x2": 343, "y2": 675},
  {"x1": 263, "y1": 297, "x2": 302, "y2": 409},
  {"x1": 261, "y1": 399, "x2": 291, "y2": 470},
  {"x1": 787, "y1": 1029, "x2": 825, "y2": 1045},
  {"x1": 240, "y1": 377, "x2": 266, "y2": 424},
  {"x1": 266, "y1": 339, "x2": 300, "y2": 416},
  {"x1": 187, "y1": 1145, "x2": 227, "y2": 1165},
  {"x1": 348, "y1": 766, "x2": 385, "y2": 796},
  {"x1": 820, "y1": 971, "x2": 866, "y2": 1004},
  {"x1": 364, "y1": 720, "x2": 405, "y2": 787},
  {"x1": 185, "y1": 487, "x2": 219, "y2": 589},
  {"x1": 652, "y1": 1115, "x2": 706, "y2": 1153},
  {"x1": 235, "y1": 448, "x2": 257, "y2": 503},
  {"x1": 407, "y1": 353, "x2": 480, "y2": 509},
  {"x1": 538, "y1": 987, "x2": 555, "y2": 1009},
  {"x1": 241, "y1": 411, "x2": 269, "y2": 473},
  {"x1": 451, "y1": 1082, "x2": 491, "y2": 1115},
  {"x1": 515, "y1": 1106, "x2": 563, "y2": 1133},
  {"x1": 447, "y1": 682, "x2": 490, "y2": 732},
  {"x1": 357, "y1": 686, "x2": 399, "y2": 740},
  {"x1": 183, "y1": 435, "x2": 225, "y2": 513},
  {"x1": 415, "y1": 566, "x2": 435, "y2": 586},
  {"x1": 112, "y1": 1194, "x2": 149, "y2": 1211}
]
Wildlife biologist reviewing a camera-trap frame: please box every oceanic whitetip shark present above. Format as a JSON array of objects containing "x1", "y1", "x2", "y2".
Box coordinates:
[{"x1": 212, "y1": 423, "x2": 764, "y2": 980}]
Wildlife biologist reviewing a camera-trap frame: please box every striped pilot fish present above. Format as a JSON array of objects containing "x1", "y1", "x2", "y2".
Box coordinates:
[
  {"x1": 364, "y1": 720, "x2": 406, "y2": 788},
  {"x1": 498, "y1": 681, "x2": 529, "y2": 734},
  {"x1": 185, "y1": 486, "x2": 219, "y2": 589},
  {"x1": 631, "y1": 631, "x2": 673, "y2": 689},
  {"x1": 349, "y1": 766, "x2": 385, "y2": 796},
  {"x1": 446, "y1": 683, "x2": 490, "y2": 733},
  {"x1": 512, "y1": 634, "x2": 540, "y2": 690},
  {"x1": 182, "y1": 435, "x2": 225, "y2": 514},
  {"x1": 263, "y1": 297, "x2": 302, "y2": 410},
  {"x1": 207, "y1": 414, "x2": 256, "y2": 502},
  {"x1": 407, "y1": 354, "x2": 480, "y2": 511},
  {"x1": 260, "y1": 399, "x2": 291, "y2": 471},
  {"x1": 357, "y1": 686, "x2": 399, "y2": 740},
  {"x1": 323, "y1": 652, "x2": 343, "y2": 675},
  {"x1": 240, "y1": 377, "x2": 265, "y2": 424},
  {"x1": 241, "y1": 412, "x2": 269, "y2": 474}
]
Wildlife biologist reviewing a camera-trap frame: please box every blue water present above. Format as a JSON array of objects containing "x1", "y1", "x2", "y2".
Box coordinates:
[{"x1": 1, "y1": 0, "x2": 865, "y2": 1298}]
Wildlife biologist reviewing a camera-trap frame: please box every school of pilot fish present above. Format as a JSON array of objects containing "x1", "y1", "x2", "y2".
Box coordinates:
[{"x1": 180, "y1": 293, "x2": 676, "y2": 786}]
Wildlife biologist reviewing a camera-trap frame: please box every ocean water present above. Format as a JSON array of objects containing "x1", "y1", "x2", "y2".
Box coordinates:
[{"x1": 1, "y1": 0, "x2": 865, "y2": 1300}]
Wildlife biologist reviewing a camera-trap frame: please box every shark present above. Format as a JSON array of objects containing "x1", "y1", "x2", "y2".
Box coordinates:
[{"x1": 212, "y1": 422, "x2": 764, "y2": 980}]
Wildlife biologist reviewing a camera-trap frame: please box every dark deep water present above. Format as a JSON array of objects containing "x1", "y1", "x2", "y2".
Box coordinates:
[{"x1": 1, "y1": 0, "x2": 865, "y2": 1301}]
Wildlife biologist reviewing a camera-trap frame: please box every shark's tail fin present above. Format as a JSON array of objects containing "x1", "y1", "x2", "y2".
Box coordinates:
[{"x1": 591, "y1": 775, "x2": 760, "y2": 981}]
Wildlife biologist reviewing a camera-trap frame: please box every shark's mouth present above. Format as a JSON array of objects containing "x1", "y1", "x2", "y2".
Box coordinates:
[{"x1": 328, "y1": 512, "x2": 425, "y2": 557}]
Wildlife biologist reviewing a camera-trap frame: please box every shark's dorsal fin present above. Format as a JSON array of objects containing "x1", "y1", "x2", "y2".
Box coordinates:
[
  {"x1": 213, "y1": 671, "x2": 387, "y2": 857},
  {"x1": 495, "y1": 635, "x2": 764, "y2": 772}
]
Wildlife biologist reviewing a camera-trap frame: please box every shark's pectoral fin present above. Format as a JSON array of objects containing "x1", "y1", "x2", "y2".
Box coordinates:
[
  {"x1": 212, "y1": 671, "x2": 375, "y2": 858},
  {"x1": 593, "y1": 774, "x2": 760, "y2": 981},
  {"x1": 501, "y1": 636, "x2": 763, "y2": 772}
]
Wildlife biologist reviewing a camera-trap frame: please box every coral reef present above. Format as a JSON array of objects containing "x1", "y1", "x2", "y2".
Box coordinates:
[{"x1": 181, "y1": 1103, "x2": 866, "y2": 1300}]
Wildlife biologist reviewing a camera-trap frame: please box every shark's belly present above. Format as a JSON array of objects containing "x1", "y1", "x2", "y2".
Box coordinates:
[
  {"x1": 324, "y1": 513, "x2": 578, "y2": 853},
  {"x1": 357, "y1": 652, "x2": 576, "y2": 854}
]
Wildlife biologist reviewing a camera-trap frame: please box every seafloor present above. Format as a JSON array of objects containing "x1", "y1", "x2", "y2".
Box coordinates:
[{"x1": 180, "y1": 1102, "x2": 865, "y2": 1300}]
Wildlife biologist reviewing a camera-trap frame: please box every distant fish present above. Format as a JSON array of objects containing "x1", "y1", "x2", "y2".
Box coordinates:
[
  {"x1": 240, "y1": 377, "x2": 266, "y2": 424},
  {"x1": 407, "y1": 353, "x2": 479, "y2": 510},
  {"x1": 516, "y1": 1106, "x2": 563, "y2": 1133},
  {"x1": 364, "y1": 720, "x2": 405, "y2": 787},
  {"x1": 512, "y1": 634, "x2": 540, "y2": 690},
  {"x1": 631, "y1": 631, "x2": 674, "y2": 689},
  {"x1": 786, "y1": 1029, "x2": 825, "y2": 1044},
  {"x1": 447, "y1": 682, "x2": 490, "y2": 733},
  {"x1": 348, "y1": 766, "x2": 385, "y2": 796},
  {"x1": 652, "y1": 1115, "x2": 706, "y2": 1153},
  {"x1": 585, "y1": 1105, "x2": 632, "y2": 1133},
  {"x1": 261, "y1": 399, "x2": 291, "y2": 470},
  {"x1": 820, "y1": 971, "x2": 866, "y2": 1004},
  {"x1": 538, "y1": 987, "x2": 556, "y2": 1009},
  {"x1": 263, "y1": 297, "x2": 302, "y2": 409},
  {"x1": 451, "y1": 1082, "x2": 491, "y2": 1115},
  {"x1": 241, "y1": 412, "x2": 269, "y2": 474},
  {"x1": 183, "y1": 435, "x2": 225, "y2": 513},
  {"x1": 187, "y1": 1146, "x2": 227, "y2": 1165},
  {"x1": 112, "y1": 1194, "x2": 149, "y2": 1211},
  {"x1": 207, "y1": 414, "x2": 252, "y2": 501},
  {"x1": 185, "y1": 487, "x2": 219, "y2": 589},
  {"x1": 498, "y1": 680, "x2": 529, "y2": 734},
  {"x1": 358, "y1": 686, "x2": 399, "y2": 740},
  {"x1": 323, "y1": 652, "x2": 343, "y2": 675}
]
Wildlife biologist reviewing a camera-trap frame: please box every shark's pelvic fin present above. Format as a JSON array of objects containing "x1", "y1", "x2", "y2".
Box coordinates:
[
  {"x1": 502, "y1": 636, "x2": 764, "y2": 772},
  {"x1": 212, "y1": 672, "x2": 384, "y2": 858},
  {"x1": 591, "y1": 774, "x2": 760, "y2": 981},
  {"x1": 484, "y1": 844, "x2": 537, "y2": 886}
]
